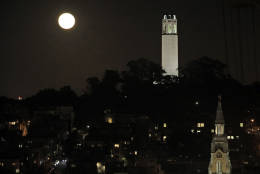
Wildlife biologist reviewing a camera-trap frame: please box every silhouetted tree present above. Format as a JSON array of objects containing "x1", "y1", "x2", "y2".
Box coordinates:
[
  {"x1": 122, "y1": 58, "x2": 164, "y2": 83},
  {"x1": 86, "y1": 77, "x2": 101, "y2": 95},
  {"x1": 26, "y1": 86, "x2": 77, "y2": 107},
  {"x1": 179, "y1": 56, "x2": 227, "y2": 85}
]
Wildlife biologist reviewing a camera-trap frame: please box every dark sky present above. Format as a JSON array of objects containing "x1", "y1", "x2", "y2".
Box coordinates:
[{"x1": 1, "y1": 0, "x2": 260, "y2": 98}]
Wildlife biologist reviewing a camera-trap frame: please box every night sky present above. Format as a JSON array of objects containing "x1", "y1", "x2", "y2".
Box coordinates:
[{"x1": 1, "y1": 0, "x2": 260, "y2": 98}]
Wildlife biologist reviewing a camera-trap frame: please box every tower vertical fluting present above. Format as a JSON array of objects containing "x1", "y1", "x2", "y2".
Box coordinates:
[{"x1": 161, "y1": 14, "x2": 178, "y2": 76}]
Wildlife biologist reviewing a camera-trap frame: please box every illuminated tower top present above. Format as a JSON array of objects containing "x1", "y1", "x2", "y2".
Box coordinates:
[{"x1": 162, "y1": 14, "x2": 177, "y2": 35}]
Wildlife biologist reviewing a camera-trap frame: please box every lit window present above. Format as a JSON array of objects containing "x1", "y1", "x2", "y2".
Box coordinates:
[
  {"x1": 114, "y1": 144, "x2": 120, "y2": 148},
  {"x1": 236, "y1": 136, "x2": 239, "y2": 139},
  {"x1": 16, "y1": 168, "x2": 20, "y2": 173},
  {"x1": 9, "y1": 122, "x2": 16, "y2": 126},
  {"x1": 231, "y1": 136, "x2": 234, "y2": 140},
  {"x1": 163, "y1": 123, "x2": 167, "y2": 128},
  {"x1": 197, "y1": 123, "x2": 205, "y2": 128},
  {"x1": 211, "y1": 129, "x2": 215, "y2": 133},
  {"x1": 130, "y1": 137, "x2": 134, "y2": 141},
  {"x1": 155, "y1": 126, "x2": 158, "y2": 130},
  {"x1": 134, "y1": 151, "x2": 138, "y2": 156},
  {"x1": 195, "y1": 101, "x2": 199, "y2": 105},
  {"x1": 197, "y1": 130, "x2": 201, "y2": 133},
  {"x1": 96, "y1": 162, "x2": 106, "y2": 174},
  {"x1": 148, "y1": 133, "x2": 152, "y2": 137},
  {"x1": 153, "y1": 81, "x2": 159, "y2": 85},
  {"x1": 96, "y1": 162, "x2": 101, "y2": 167},
  {"x1": 250, "y1": 118, "x2": 255, "y2": 123},
  {"x1": 163, "y1": 136, "x2": 167, "y2": 142},
  {"x1": 106, "y1": 117, "x2": 113, "y2": 124},
  {"x1": 227, "y1": 136, "x2": 231, "y2": 139},
  {"x1": 191, "y1": 129, "x2": 195, "y2": 133},
  {"x1": 240, "y1": 123, "x2": 244, "y2": 128}
]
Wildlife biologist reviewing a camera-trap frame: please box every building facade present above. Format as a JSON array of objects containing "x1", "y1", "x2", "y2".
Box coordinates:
[
  {"x1": 208, "y1": 96, "x2": 232, "y2": 174},
  {"x1": 161, "y1": 14, "x2": 178, "y2": 76}
]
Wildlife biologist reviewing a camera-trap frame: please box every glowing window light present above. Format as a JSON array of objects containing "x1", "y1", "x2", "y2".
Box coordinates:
[
  {"x1": 96, "y1": 162, "x2": 101, "y2": 168},
  {"x1": 134, "y1": 151, "x2": 138, "y2": 156},
  {"x1": 9, "y1": 122, "x2": 16, "y2": 126},
  {"x1": 163, "y1": 123, "x2": 167, "y2": 128},
  {"x1": 227, "y1": 136, "x2": 231, "y2": 139},
  {"x1": 107, "y1": 117, "x2": 113, "y2": 124},
  {"x1": 197, "y1": 130, "x2": 201, "y2": 133},
  {"x1": 163, "y1": 136, "x2": 167, "y2": 141},
  {"x1": 191, "y1": 129, "x2": 195, "y2": 133},
  {"x1": 96, "y1": 162, "x2": 105, "y2": 174},
  {"x1": 240, "y1": 123, "x2": 244, "y2": 127},
  {"x1": 197, "y1": 123, "x2": 205, "y2": 128},
  {"x1": 211, "y1": 129, "x2": 215, "y2": 133},
  {"x1": 114, "y1": 144, "x2": 120, "y2": 148}
]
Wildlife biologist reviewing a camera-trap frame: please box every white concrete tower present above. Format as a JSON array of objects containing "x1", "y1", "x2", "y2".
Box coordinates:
[{"x1": 161, "y1": 14, "x2": 178, "y2": 76}]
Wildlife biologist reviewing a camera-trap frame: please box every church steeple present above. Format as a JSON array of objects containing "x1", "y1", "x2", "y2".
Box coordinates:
[
  {"x1": 215, "y1": 96, "x2": 225, "y2": 124},
  {"x1": 209, "y1": 96, "x2": 232, "y2": 174},
  {"x1": 215, "y1": 96, "x2": 225, "y2": 136}
]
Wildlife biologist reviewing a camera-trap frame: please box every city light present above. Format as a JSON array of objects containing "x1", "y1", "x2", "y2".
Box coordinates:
[
  {"x1": 134, "y1": 151, "x2": 138, "y2": 156},
  {"x1": 197, "y1": 123, "x2": 204, "y2": 128},
  {"x1": 163, "y1": 136, "x2": 167, "y2": 141}
]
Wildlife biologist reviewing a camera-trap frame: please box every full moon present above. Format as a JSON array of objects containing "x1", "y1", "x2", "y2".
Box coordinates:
[{"x1": 58, "y1": 13, "x2": 75, "y2": 30}]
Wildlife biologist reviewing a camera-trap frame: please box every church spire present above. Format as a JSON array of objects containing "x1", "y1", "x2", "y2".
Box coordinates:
[
  {"x1": 215, "y1": 95, "x2": 225, "y2": 124},
  {"x1": 209, "y1": 95, "x2": 232, "y2": 174}
]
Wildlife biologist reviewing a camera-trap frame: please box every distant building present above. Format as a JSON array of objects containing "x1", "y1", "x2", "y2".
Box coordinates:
[
  {"x1": 208, "y1": 96, "x2": 232, "y2": 174},
  {"x1": 161, "y1": 14, "x2": 178, "y2": 76}
]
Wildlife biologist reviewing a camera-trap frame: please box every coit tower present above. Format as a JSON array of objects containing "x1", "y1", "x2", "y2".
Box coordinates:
[{"x1": 161, "y1": 14, "x2": 178, "y2": 76}]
